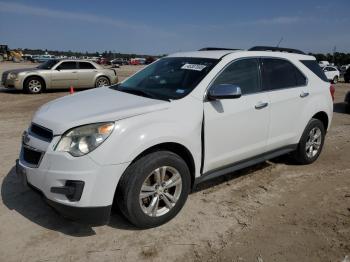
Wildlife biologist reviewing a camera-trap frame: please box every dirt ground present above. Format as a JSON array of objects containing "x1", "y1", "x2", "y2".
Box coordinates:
[{"x1": 0, "y1": 62, "x2": 349, "y2": 262}]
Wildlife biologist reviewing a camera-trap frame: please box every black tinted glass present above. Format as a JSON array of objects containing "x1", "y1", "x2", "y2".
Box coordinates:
[
  {"x1": 262, "y1": 58, "x2": 306, "y2": 90},
  {"x1": 113, "y1": 57, "x2": 218, "y2": 100},
  {"x1": 57, "y1": 62, "x2": 77, "y2": 70},
  {"x1": 300, "y1": 60, "x2": 328, "y2": 82},
  {"x1": 212, "y1": 58, "x2": 260, "y2": 95},
  {"x1": 79, "y1": 62, "x2": 95, "y2": 69},
  {"x1": 37, "y1": 59, "x2": 59, "y2": 69}
]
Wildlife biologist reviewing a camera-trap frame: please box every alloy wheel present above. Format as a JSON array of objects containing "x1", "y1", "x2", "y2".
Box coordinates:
[
  {"x1": 28, "y1": 79, "x2": 42, "y2": 93},
  {"x1": 139, "y1": 166, "x2": 182, "y2": 217},
  {"x1": 305, "y1": 127, "x2": 322, "y2": 158},
  {"x1": 97, "y1": 78, "x2": 109, "y2": 87}
]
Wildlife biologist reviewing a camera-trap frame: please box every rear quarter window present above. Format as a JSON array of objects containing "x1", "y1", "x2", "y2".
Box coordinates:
[{"x1": 300, "y1": 60, "x2": 328, "y2": 82}]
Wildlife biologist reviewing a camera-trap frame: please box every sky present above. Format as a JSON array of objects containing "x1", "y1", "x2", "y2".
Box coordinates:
[{"x1": 0, "y1": 0, "x2": 349, "y2": 55}]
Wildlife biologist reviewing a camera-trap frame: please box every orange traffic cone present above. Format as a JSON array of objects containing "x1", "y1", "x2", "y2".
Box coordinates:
[{"x1": 70, "y1": 86, "x2": 75, "y2": 94}]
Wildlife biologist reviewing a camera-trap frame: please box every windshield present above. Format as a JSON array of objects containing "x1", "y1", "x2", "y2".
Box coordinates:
[
  {"x1": 111, "y1": 57, "x2": 218, "y2": 100},
  {"x1": 37, "y1": 59, "x2": 59, "y2": 69}
]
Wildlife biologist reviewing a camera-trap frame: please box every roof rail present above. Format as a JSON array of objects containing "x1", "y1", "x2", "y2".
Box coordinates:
[
  {"x1": 199, "y1": 47, "x2": 240, "y2": 51},
  {"x1": 249, "y1": 46, "x2": 305, "y2": 55}
]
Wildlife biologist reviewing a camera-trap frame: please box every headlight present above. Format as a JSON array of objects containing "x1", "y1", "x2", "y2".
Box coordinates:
[
  {"x1": 8, "y1": 72, "x2": 18, "y2": 80},
  {"x1": 55, "y1": 122, "x2": 114, "y2": 157}
]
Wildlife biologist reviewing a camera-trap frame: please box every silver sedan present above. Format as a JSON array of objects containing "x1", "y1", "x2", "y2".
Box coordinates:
[{"x1": 1, "y1": 59, "x2": 118, "y2": 94}]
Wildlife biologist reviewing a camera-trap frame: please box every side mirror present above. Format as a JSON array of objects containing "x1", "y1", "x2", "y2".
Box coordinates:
[
  {"x1": 55, "y1": 67, "x2": 61, "y2": 71},
  {"x1": 208, "y1": 84, "x2": 242, "y2": 100}
]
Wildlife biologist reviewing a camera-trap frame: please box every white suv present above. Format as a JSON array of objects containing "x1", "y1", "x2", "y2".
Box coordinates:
[
  {"x1": 322, "y1": 66, "x2": 340, "y2": 84},
  {"x1": 16, "y1": 46, "x2": 334, "y2": 228}
]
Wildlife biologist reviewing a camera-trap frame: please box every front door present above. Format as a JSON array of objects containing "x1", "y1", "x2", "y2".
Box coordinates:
[
  {"x1": 51, "y1": 61, "x2": 78, "y2": 89},
  {"x1": 203, "y1": 58, "x2": 270, "y2": 173}
]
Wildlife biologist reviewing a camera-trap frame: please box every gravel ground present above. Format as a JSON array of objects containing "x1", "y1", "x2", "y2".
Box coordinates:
[{"x1": 0, "y1": 62, "x2": 349, "y2": 262}]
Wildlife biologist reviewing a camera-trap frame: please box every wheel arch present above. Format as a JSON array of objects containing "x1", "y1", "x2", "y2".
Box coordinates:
[
  {"x1": 95, "y1": 75, "x2": 111, "y2": 85},
  {"x1": 113, "y1": 142, "x2": 196, "y2": 195},
  {"x1": 129, "y1": 142, "x2": 196, "y2": 187},
  {"x1": 23, "y1": 75, "x2": 47, "y2": 90},
  {"x1": 312, "y1": 111, "x2": 329, "y2": 130}
]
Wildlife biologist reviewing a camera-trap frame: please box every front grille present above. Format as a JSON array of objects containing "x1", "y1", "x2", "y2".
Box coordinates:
[
  {"x1": 22, "y1": 146, "x2": 43, "y2": 167},
  {"x1": 30, "y1": 123, "x2": 53, "y2": 142}
]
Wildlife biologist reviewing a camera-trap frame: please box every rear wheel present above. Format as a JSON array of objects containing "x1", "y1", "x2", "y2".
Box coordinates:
[
  {"x1": 116, "y1": 151, "x2": 191, "y2": 228},
  {"x1": 24, "y1": 77, "x2": 44, "y2": 94},
  {"x1": 332, "y1": 76, "x2": 338, "y2": 84},
  {"x1": 95, "y1": 76, "x2": 110, "y2": 88},
  {"x1": 292, "y1": 118, "x2": 325, "y2": 164}
]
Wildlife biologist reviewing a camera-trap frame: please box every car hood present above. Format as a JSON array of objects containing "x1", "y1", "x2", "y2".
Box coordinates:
[
  {"x1": 3, "y1": 68, "x2": 39, "y2": 74},
  {"x1": 32, "y1": 87, "x2": 169, "y2": 134}
]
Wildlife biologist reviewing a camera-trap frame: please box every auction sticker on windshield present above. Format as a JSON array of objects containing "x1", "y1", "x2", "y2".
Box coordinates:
[{"x1": 181, "y1": 64, "x2": 207, "y2": 71}]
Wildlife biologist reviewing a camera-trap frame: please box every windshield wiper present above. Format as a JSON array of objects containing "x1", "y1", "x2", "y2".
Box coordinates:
[{"x1": 111, "y1": 85, "x2": 171, "y2": 102}]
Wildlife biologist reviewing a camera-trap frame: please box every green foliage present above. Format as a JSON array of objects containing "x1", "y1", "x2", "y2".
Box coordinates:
[{"x1": 309, "y1": 52, "x2": 350, "y2": 66}]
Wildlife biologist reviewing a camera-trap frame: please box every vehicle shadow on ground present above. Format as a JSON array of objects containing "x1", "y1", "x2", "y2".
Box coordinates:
[
  {"x1": 193, "y1": 162, "x2": 271, "y2": 192},
  {"x1": 1, "y1": 166, "x2": 140, "y2": 236},
  {"x1": 334, "y1": 102, "x2": 349, "y2": 114}
]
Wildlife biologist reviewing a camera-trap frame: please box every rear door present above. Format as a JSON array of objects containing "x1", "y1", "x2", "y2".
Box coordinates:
[
  {"x1": 260, "y1": 58, "x2": 308, "y2": 151},
  {"x1": 77, "y1": 62, "x2": 98, "y2": 88},
  {"x1": 51, "y1": 61, "x2": 78, "y2": 89},
  {"x1": 203, "y1": 58, "x2": 270, "y2": 173}
]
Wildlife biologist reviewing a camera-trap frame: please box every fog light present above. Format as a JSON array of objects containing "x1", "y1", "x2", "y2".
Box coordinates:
[{"x1": 51, "y1": 180, "x2": 85, "y2": 201}]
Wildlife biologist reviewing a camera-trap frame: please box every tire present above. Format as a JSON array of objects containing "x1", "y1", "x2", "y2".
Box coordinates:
[
  {"x1": 292, "y1": 118, "x2": 325, "y2": 164},
  {"x1": 24, "y1": 77, "x2": 44, "y2": 94},
  {"x1": 95, "y1": 76, "x2": 110, "y2": 88},
  {"x1": 332, "y1": 76, "x2": 338, "y2": 84},
  {"x1": 116, "y1": 151, "x2": 191, "y2": 228}
]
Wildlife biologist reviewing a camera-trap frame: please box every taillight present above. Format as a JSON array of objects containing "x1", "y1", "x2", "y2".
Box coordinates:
[{"x1": 330, "y1": 84, "x2": 335, "y2": 101}]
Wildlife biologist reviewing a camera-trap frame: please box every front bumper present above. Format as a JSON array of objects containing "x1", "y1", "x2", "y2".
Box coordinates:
[
  {"x1": 17, "y1": 132, "x2": 130, "y2": 225},
  {"x1": 2, "y1": 78, "x2": 22, "y2": 89}
]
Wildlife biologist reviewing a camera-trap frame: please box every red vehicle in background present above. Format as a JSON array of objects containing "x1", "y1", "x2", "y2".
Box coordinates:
[
  {"x1": 130, "y1": 58, "x2": 146, "y2": 65},
  {"x1": 96, "y1": 57, "x2": 111, "y2": 65}
]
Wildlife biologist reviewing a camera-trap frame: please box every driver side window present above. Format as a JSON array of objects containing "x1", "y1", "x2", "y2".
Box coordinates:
[
  {"x1": 56, "y1": 62, "x2": 77, "y2": 70},
  {"x1": 212, "y1": 58, "x2": 260, "y2": 95}
]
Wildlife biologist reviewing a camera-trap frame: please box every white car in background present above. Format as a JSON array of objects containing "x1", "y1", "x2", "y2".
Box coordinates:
[
  {"x1": 16, "y1": 46, "x2": 333, "y2": 228},
  {"x1": 322, "y1": 66, "x2": 340, "y2": 83}
]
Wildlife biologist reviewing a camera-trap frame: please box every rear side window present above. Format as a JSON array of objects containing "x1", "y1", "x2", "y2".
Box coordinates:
[
  {"x1": 261, "y1": 58, "x2": 307, "y2": 91},
  {"x1": 79, "y1": 62, "x2": 96, "y2": 69},
  {"x1": 57, "y1": 62, "x2": 77, "y2": 70},
  {"x1": 300, "y1": 60, "x2": 328, "y2": 82},
  {"x1": 212, "y1": 58, "x2": 260, "y2": 95}
]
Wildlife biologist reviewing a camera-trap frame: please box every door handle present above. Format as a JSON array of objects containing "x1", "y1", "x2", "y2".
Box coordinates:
[
  {"x1": 72, "y1": 71, "x2": 78, "y2": 73},
  {"x1": 300, "y1": 92, "x2": 309, "y2": 98},
  {"x1": 255, "y1": 102, "x2": 268, "y2": 110}
]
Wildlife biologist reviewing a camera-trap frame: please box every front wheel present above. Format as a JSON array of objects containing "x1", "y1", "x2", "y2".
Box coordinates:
[
  {"x1": 116, "y1": 151, "x2": 191, "y2": 228},
  {"x1": 292, "y1": 118, "x2": 325, "y2": 164},
  {"x1": 24, "y1": 77, "x2": 44, "y2": 94}
]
